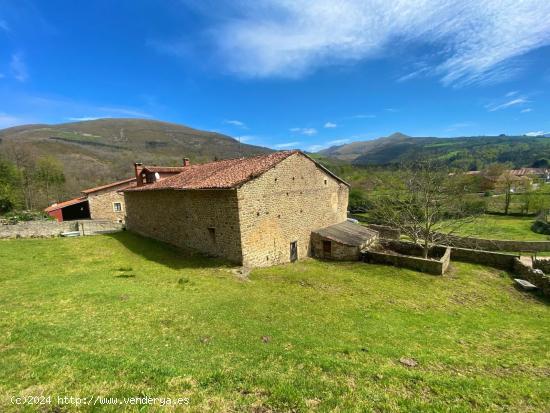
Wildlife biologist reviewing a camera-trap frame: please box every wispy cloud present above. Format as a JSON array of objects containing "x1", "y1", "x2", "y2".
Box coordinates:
[
  {"x1": 350, "y1": 114, "x2": 376, "y2": 119},
  {"x1": 0, "y1": 20, "x2": 9, "y2": 32},
  {"x1": 525, "y1": 131, "x2": 546, "y2": 136},
  {"x1": 324, "y1": 122, "x2": 337, "y2": 128},
  {"x1": 385, "y1": 108, "x2": 399, "y2": 113},
  {"x1": 327, "y1": 138, "x2": 350, "y2": 146},
  {"x1": 0, "y1": 112, "x2": 24, "y2": 128},
  {"x1": 10, "y1": 53, "x2": 28, "y2": 82},
  {"x1": 486, "y1": 97, "x2": 529, "y2": 112},
  {"x1": 66, "y1": 117, "x2": 101, "y2": 122},
  {"x1": 224, "y1": 119, "x2": 247, "y2": 128},
  {"x1": 188, "y1": 1, "x2": 550, "y2": 86},
  {"x1": 521, "y1": 108, "x2": 533, "y2": 113},
  {"x1": 275, "y1": 141, "x2": 300, "y2": 148},
  {"x1": 290, "y1": 127, "x2": 317, "y2": 136}
]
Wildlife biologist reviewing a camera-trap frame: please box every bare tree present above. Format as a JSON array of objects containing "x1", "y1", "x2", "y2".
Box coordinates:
[{"x1": 370, "y1": 163, "x2": 483, "y2": 258}]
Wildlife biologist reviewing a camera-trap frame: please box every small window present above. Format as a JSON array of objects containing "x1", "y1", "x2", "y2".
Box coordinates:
[
  {"x1": 324, "y1": 179, "x2": 328, "y2": 185},
  {"x1": 113, "y1": 202, "x2": 122, "y2": 212},
  {"x1": 208, "y1": 227, "x2": 216, "y2": 243}
]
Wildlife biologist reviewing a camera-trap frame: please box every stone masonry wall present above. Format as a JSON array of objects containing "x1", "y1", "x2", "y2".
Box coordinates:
[
  {"x1": 124, "y1": 189, "x2": 243, "y2": 263},
  {"x1": 436, "y1": 232, "x2": 550, "y2": 252},
  {"x1": 513, "y1": 258, "x2": 550, "y2": 297},
  {"x1": 87, "y1": 185, "x2": 128, "y2": 222},
  {"x1": 0, "y1": 220, "x2": 122, "y2": 238},
  {"x1": 236, "y1": 153, "x2": 349, "y2": 267},
  {"x1": 310, "y1": 232, "x2": 361, "y2": 261}
]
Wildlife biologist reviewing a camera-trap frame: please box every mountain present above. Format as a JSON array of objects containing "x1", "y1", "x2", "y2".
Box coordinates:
[
  {"x1": 319, "y1": 132, "x2": 550, "y2": 169},
  {"x1": 0, "y1": 118, "x2": 272, "y2": 195}
]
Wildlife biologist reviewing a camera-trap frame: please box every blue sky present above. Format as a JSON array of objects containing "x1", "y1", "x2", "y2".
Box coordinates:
[{"x1": 0, "y1": 0, "x2": 549, "y2": 151}]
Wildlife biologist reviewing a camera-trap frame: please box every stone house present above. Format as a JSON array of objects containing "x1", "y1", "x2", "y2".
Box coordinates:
[
  {"x1": 45, "y1": 163, "x2": 187, "y2": 222},
  {"x1": 123, "y1": 151, "x2": 356, "y2": 267}
]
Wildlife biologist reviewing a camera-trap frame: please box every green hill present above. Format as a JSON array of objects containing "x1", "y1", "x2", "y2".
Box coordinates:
[
  {"x1": 319, "y1": 132, "x2": 550, "y2": 169},
  {"x1": 0, "y1": 118, "x2": 272, "y2": 195}
]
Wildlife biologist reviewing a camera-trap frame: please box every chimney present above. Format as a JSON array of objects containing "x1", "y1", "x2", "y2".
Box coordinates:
[
  {"x1": 183, "y1": 158, "x2": 190, "y2": 167},
  {"x1": 134, "y1": 162, "x2": 144, "y2": 186}
]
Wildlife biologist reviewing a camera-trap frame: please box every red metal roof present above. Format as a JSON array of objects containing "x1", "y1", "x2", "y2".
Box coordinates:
[
  {"x1": 125, "y1": 151, "x2": 348, "y2": 192},
  {"x1": 81, "y1": 177, "x2": 136, "y2": 194},
  {"x1": 44, "y1": 196, "x2": 88, "y2": 212}
]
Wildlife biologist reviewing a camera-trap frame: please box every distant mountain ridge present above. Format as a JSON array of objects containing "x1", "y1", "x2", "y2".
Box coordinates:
[
  {"x1": 0, "y1": 118, "x2": 272, "y2": 196},
  {"x1": 319, "y1": 132, "x2": 550, "y2": 169}
]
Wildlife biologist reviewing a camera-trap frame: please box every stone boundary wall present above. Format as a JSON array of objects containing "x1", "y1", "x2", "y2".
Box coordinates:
[
  {"x1": 513, "y1": 258, "x2": 550, "y2": 297},
  {"x1": 0, "y1": 220, "x2": 123, "y2": 239},
  {"x1": 449, "y1": 247, "x2": 517, "y2": 270},
  {"x1": 363, "y1": 240, "x2": 450, "y2": 276},
  {"x1": 365, "y1": 224, "x2": 401, "y2": 240},
  {"x1": 435, "y1": 232, "x2": 550, "y2": 252},
  {"x1": 533, "y1": 258, "x2": 550, "y2": 274}
]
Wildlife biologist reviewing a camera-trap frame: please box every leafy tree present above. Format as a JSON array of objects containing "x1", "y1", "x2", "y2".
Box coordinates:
[
  {"x1": 0, "y1": 157, "x2": 22, "y2": 214},
  {"x1": 370, "y1": 164, "x2": 481, "y2": 258},
  {"x1": 35, "y1": 156, "x2": 65, "y2": 203}
]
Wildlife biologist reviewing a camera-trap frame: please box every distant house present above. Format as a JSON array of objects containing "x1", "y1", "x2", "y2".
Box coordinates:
[
  {"x1": 123, "y1": 151, "x2": 357, "y2": 267},
  {"x1": 44, "y1": 161, "x2": 188, "y2": 222}
]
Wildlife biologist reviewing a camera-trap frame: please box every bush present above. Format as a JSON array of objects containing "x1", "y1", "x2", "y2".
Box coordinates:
[
  {"x1": 531, "y1": 220, "x2": 550, "y2": 235},
  {"x1": 0, "y1": 210, "x2": 53, "y2": 224}
]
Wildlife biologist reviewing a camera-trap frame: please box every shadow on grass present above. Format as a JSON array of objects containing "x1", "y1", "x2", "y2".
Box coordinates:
[{"x1": 105, "y1": 231, "x2": 234, "y2": 270}]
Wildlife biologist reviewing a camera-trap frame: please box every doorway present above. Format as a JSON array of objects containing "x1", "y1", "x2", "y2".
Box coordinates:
[{"x1": 290, "y1": 241, "x2": 298, "y2": 262}]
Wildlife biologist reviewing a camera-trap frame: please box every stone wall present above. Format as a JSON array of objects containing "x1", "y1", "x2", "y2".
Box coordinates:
[
  {"x1": 0, "y1": 220, "x2": 123, "y2": 239},
  {"x1": 310, "y1": 233, "x2": 361, "y2": 261},
  {"x1": 124, "y1": 189, "x2": 243, "y2": 264},
  {"x1": 363, "y1": 240, "x2": 450, "y2": 275},
  {"x1": 513, "y1": 258, "x2": 550, "y2": 297},
  {"x1": 436, "y1": 232, "x2": 550, "y2": 252},
  {"x1": 87, "y1": 185, "x2": 128, "y2": 222},
  {"x1": 449, "y1": 247, "x2": 517, "y2": 270},
  {"x1": 365, "y1": 224, "x2": 400, "y2": 240},
  {"x1": 236, "y1": 153, "x2": 349, "y2": 267},
  {"x1": 533, "y1": 258, "x2": 550, "y2": 274}
]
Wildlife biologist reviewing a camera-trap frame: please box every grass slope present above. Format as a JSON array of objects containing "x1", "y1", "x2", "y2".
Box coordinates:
[
  {"x1": 450, "y1": 215, "x2": 549, "y2": 241},
  {"x1": 1, "y1": 233, "x2": 549, "y2": 412}
]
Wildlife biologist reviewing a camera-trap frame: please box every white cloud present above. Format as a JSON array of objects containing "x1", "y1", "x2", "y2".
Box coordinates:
[
  {"x1": 10, "y1": 53, "x2": 28, "y2": 82},
  {"x1": 235, "y1": 135, "x2": 254, "y2": 143},
  {"x1": 275, "y1": 141, "x2": 300, "y2": 148},
  {"x1": 521, "y1": 108, "x2": 533, "y2": 113},
  {"x1": 224, "y1": 119, "x2": 247, "y2": 128},
  {"x1": 486, "y1": 97, "x2": 528, "y2": 112},
  {"x1": 525, "y1": 131, "x2": 546, "y2": 136},
  {"x1": 66, "y1": 117, "x2": 101, "y2": 122},
  {"x1": 290, "y1": 127, "x2": 317, "y2": 136},
  {"x1": 200, "y1": 0, "x2": 550, "y2": 86},
  {"x1": 324, "y1": 122, "x2": 337, "y2": 128},
  {"x1": 350, "y1": 114, "x2": 376, "y2": 119},
  {"x1": 506, "y1": 90, "x2": 518, "y2": 97},
  {"x1": 327, "y1": 138, "x2": 350, "y2": 146},
  {"x1": 0, "y1": 112, "x2": 24, "y2": 128}
]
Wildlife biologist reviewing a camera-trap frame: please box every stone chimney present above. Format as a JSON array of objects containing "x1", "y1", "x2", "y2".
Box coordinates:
[
  {"x1": 183, "y1": 158, "x2": 190, "y2": 167},
  {"x1": 134, "y1": 162, "x2": 144, "y2": 186}
]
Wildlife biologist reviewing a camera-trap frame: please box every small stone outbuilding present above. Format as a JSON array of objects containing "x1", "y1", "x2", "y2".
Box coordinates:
[{"x1": 311, "y1": 221, "x2": 379, "y2": 261}]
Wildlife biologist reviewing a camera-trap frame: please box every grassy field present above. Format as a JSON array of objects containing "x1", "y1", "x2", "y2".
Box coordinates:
[
  {"x1": 449, "y1": 214, "x2": 548, "y2": 241},
  {"x1": 1, "y1": 233, "x2": 549, "y2": 412}
]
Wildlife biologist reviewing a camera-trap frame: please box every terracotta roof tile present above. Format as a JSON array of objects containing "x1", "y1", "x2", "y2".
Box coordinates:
[
  {"x1": 44, "y1": 196, "x2": 87, "y2": 212},
  {"x1": 125, "y1": 151, "x2": 299, "y2": 191}
]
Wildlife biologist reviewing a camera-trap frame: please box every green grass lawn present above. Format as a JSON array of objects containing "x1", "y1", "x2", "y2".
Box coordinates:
[
  {"x1": 1, "y1": 233, "x2": 549, "y2": 412},
  {"x1": 448, "y1": 214, "x2": 549, "y2": 241}
]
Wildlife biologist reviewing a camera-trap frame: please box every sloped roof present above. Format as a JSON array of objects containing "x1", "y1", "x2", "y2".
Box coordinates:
[
  {"x1": 313, "y1": 221, "x2": 378, "y2": 246},
  {"x1": 82, "y1": 177, "x2": 136, "y2": 194},
  {"x1": 44, "y1": 196, "x2": 88, "y2": 212},
  {"x1": 125, "y1": 151, "x2": 347, "y2": 192}
]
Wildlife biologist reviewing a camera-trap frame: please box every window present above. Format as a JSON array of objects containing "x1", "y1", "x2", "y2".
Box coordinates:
[
  {"x1": 208, "y1": 227, "x2": 216, "y2": 243},
  {"x1": 113, "y1": 202, "x2": 122, "y2": 212}
]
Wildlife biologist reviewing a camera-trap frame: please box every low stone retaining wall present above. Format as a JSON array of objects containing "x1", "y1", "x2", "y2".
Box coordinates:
[
  {"x1": 513, "y1": 258, "x2": 550, "y2": 297},
  {"x1": 363, "y1": 240, "x2": 450, "y2": 276},
  {"x1": 436, "y1": 232, "x2": 550, "y2": 252},
  {"x1": 533, "y1": 258, "x2": 550, "y2": 274},
  {"x1": 365, "y1": 224, "x2": 401, "y2": 240},
  {"x1": 449, "y1": 247, "x2": 517, "y2": 270},
  {"x1": 0, "y1": 220, "x2": 123, "y2": 239}
]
